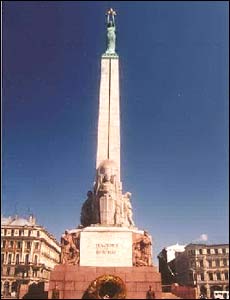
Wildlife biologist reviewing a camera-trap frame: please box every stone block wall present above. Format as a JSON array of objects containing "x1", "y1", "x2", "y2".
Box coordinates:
[{"x1": 48, "y1": 265, "x2": 162, "y2": 299}]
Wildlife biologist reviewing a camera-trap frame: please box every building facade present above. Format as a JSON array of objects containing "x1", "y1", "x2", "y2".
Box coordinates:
[
  {"x1": 158, "y1": 243, "x2": 186, "y2": 288},
  {"x1": 1, "y1": 215, "x2": 61, "y2": 297},
  {"x1": 159, "y1": 243, "x2": 229, "y2": 299}
]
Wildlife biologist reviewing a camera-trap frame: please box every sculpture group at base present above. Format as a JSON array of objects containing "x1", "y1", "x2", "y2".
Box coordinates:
[
  {"x1": 80, "y1": 159, "x2": 135, "y2": 228},
  {"x1": 60, "y1": 158, "x2": 153, "y2": 267}
]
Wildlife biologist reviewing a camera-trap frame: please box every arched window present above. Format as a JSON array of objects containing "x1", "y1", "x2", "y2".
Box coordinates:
[
  {"x1": 11, "y1": 281, "x2": 18, "y2": 293},
  {"x1": 1, "y1": 254, "x2": 4, "y2": 264},
  {"x1": 34, "y1": 255, "x2": 38, "y2": 264},
  {"x1": 25, "y1": 254, "x2": 29, "y2": 265},
  {"x1": 8, "y1": 254, "x2": 12, "y2": 264},
  {"x1": 4, "y1": 281, "x2": 10, "y2": 296},
  {"x1": 15, "y1": 254, "x2": 20, "y2": 265}
]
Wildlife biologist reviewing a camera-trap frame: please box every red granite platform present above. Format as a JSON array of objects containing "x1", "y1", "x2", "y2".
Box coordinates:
[{"x1": 48, "y1": 265, "x2": 162, "y2": 299}]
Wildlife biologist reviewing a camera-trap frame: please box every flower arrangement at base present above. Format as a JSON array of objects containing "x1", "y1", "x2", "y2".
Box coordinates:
[{"x1": 82, "y1": 274, "x2": 126, "y2": 299}]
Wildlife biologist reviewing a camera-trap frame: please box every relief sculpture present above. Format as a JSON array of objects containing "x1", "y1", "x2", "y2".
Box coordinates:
[
  {"x1": 133, "y1": 231, "x2": 153, "y2": 267},
  {"x1": 61, "y1": 230, "x2": 80, "y2": 265}
]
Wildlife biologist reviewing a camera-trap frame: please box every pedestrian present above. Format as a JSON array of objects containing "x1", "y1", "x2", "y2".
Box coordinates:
[{"x1": 146, "y1": 285, "x2": 155, "y2": 299}]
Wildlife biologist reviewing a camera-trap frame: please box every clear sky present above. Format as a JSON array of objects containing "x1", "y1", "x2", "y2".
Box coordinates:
[{"x1": 2, "y1": 1, "x2": 229, "y2": 263}]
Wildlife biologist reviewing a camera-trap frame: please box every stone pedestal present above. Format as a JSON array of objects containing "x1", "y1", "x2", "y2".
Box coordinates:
[
  {"x1": 49, "y1": 226, "x2": 162, "y2": 299},
  {"x1": 48, "y1": 265, "x2": 162, "y2": 299},
  {"x1": 80, "y1": 226, "x2": 133, "y2": 267}
]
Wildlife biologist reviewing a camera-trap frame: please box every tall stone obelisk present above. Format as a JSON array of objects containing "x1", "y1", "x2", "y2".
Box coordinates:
[
  {"x1": 96, "y1": 9, "x2": 120, "y2": 181},
  {"x1": 80, "y1": 8, "x2": 133, "y2": 228}
]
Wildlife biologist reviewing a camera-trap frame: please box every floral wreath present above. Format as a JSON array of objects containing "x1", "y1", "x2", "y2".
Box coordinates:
[{"x1": 82, "y1": 274, "x2": 126, "y2": 299}]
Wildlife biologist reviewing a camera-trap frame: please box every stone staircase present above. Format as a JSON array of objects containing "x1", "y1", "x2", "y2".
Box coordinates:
[{"x1": 162, "y1": 292, "x2": 182, "y2": 299}]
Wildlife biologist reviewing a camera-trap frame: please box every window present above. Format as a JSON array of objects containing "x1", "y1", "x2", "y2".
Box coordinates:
[
  {"x1": 222, "y1": 248, "x2": 226, "y2": 254},
  {"x1": 15, "y1": 254, "x2": 20, "y2": 265},
  {"x1": 201, "y1": 273, "x2": 204, "y2": 281},
  {"x1": 207, "y1": 260, "x2": 212, "y2": 268},
  {"x1": 17, "y1": 241, "x2": 21, "y2": 249},
  {"x1": 26, "y1": 242, "x2": 31, "y2": 249},
  {"x1": 215, "y1": 259, "x2": 220, "y2": 267},
  {"x1": 19, "y1": 230, "x2": 23, "y2": 236},
  {"x1": 11, "y1": 229, "x2": 14, "y2": 236},
  {"x1": 34, "y1": 255, "x2": 38, "y2": 264},
  {"x1": 33, "y1": 270, "x2": 38, "y2": 277},
  {"x1": 10, "y1": 241, "x2": 14, "y2": 248},
  {"x1": 25, "y1": 254, "x2": 29, "y2": 265},
  {"x1": 216, "y1": 273, "x2": 221, "y2": 280},
  {"x1": 199, "y1": 249, "x2": 203, "y2": 255},
  {"x1": 6, "y1": 267, "x2": 11, "y2": 275},
  {"x1": 2, "y1": 240, "x2": 6, "y2": 248},
  {"x1": 209, "y1": 273, "x2": 213, "y2": 281},
  {"x1": 1, "y1": 254, "x2": 4, "y2": 264},
  {"x1": 8, "y1": 254, "x2": 12, "y2": 264},
  {"x1": 224, "y1": 272, "x2": 229, "y2": 280},
  {"x1": 215, "y1": 249, "x2": 218, "y2": 254},
  {"x1": 37, "y1": 231, "x2": 40, "y2": 237},
  {"x1": 35, "y1": 242, "x2": 39, "y2": 250},
  {"x1": 200, "y1": 260, "x2": 204, "y2": 267},
  {"x1": 28, "y1": 230, "x2": 31, "y2": 237},
  {"x1": 207, "y1": 249, "x2": 211, "y2": 254}
]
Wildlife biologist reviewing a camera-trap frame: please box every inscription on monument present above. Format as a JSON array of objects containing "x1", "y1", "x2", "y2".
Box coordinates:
[
  {"x1": 96, "y1": 243, "x2": 118, "y2": 255},
  {"x1": 80, "y1": 230, "x2": 132, "y2": 267}
]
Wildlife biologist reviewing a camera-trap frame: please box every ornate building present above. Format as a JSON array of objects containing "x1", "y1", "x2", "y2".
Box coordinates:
[
  {"x1": 1, "y1": 215, "x2": 61, "y2": 298},
  {"x1": 158, "y1": 243, "x2": 229, "y2": 298}
]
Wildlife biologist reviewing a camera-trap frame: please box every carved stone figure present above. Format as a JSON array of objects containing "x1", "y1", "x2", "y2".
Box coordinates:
[
  {"x1": 133, "y1": 232, "x2": 153, "y2": 266},
  {"x1": 140, "y1": 231, "x2": 153, "y2": 266},
  {"x1": 123, "y1": 192, "x2": 135, "y2": 226},
  {"x1": 133, "y1": 243, "x2": 148, "y2": 267},
  {"x1": 61, "y1": 230, "x2": 80, "y2": 265},
  {"x1": 94, "y1": 160, "x2": 120, "y2": 225},
  {"x1": 114, "y1": 199, "x2": 123, "y2": 225},
  {"x1": 80, "y1": 191, "x2": 94, "y2": 227}
]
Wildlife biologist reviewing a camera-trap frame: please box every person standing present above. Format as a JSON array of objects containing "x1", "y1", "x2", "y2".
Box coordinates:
[{"x1": 146, "y1": 285, "x2": 155, "y2": 299}]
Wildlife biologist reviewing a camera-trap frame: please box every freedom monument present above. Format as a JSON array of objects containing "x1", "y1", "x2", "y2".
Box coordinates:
[{"x1": 48, "y1": 9, "x2": 162, "y2": 299}]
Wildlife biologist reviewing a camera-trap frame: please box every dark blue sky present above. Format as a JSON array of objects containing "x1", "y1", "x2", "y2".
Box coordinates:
[{"x1": 2, "y1": 1, "x2": 229, "y2": 262}]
